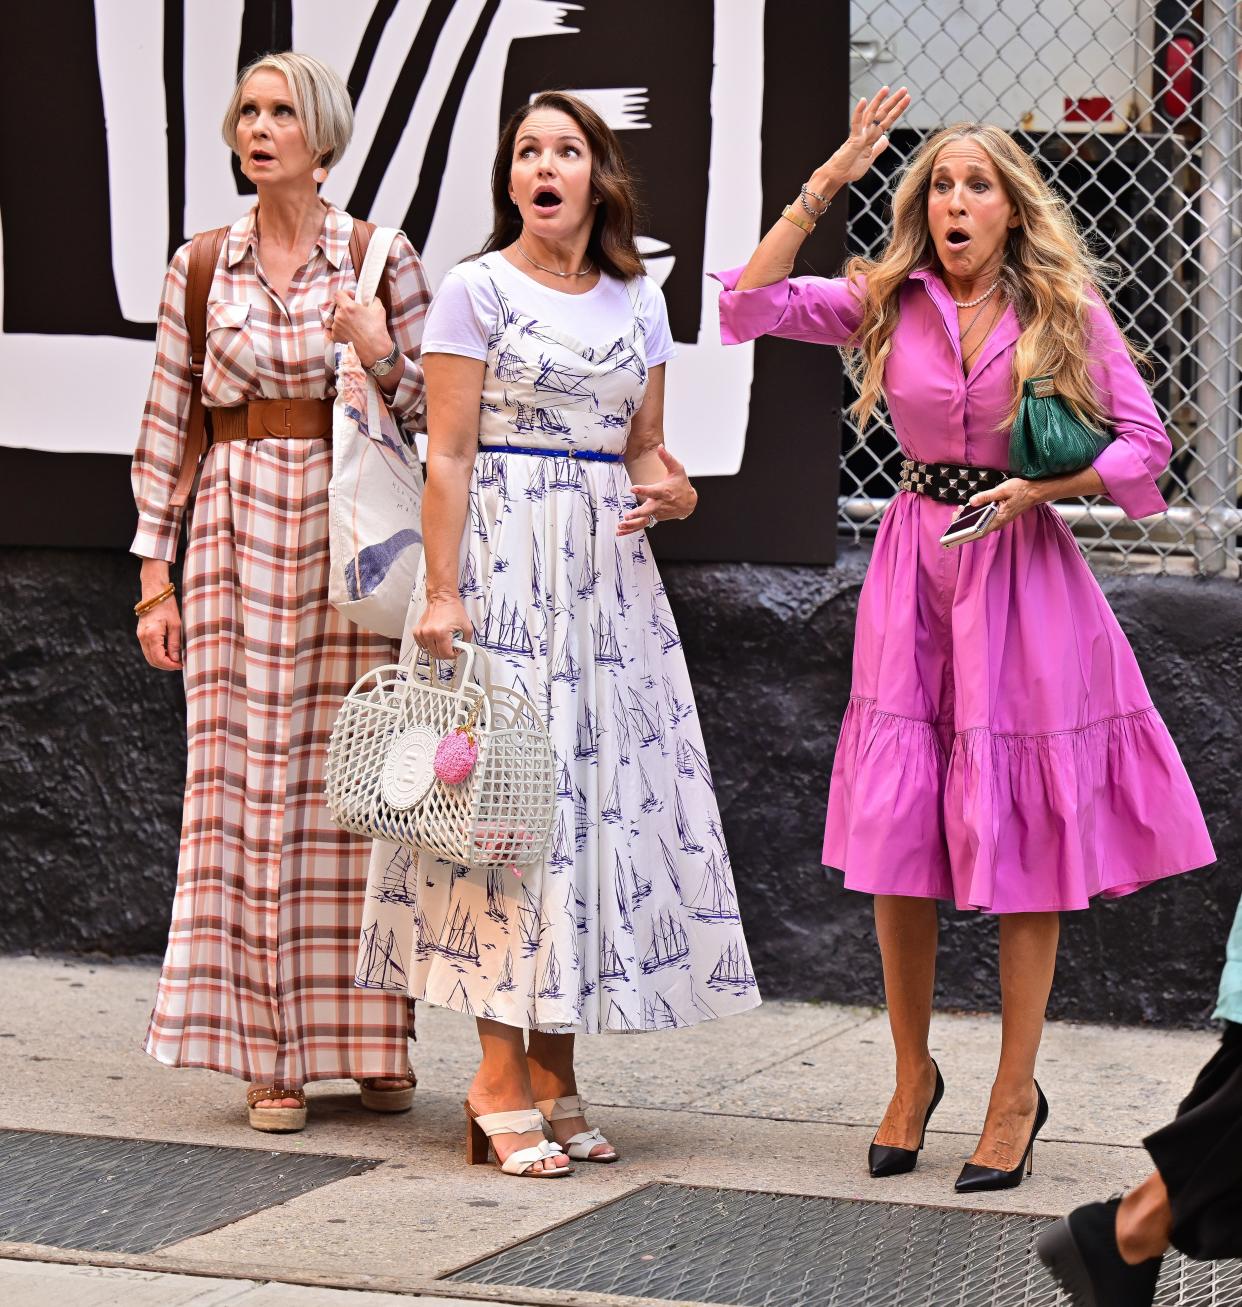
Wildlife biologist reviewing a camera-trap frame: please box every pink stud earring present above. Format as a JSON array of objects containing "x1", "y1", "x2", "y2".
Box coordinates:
[{"x1": 313, "y1": 166, "x2": 328, "y2": 185}]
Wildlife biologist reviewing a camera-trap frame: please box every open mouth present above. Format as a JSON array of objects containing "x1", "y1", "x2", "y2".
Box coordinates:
[
  {"x1": 532, "y1": 186, "x2": 562, "y2": 211},
  {"x1": 251, "y1": 150, "x2": 275, "y2": 165},
  {"x1": 945, "y1": 227, "x2": 972, "y2": 249}
]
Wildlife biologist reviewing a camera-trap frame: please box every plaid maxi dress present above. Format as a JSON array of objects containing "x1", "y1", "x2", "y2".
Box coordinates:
[{"x1": 132, "y1": 203, "x2": 429, "y2": 1086}]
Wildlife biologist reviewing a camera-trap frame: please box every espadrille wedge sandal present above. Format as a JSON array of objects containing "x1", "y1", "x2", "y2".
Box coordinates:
[
  {"x1": 358, "y1": 1067, "x2": 417, "y2": 1113},
  {"x1": 246, "y1": 1085, "x2": 306, "y2": 1133}
]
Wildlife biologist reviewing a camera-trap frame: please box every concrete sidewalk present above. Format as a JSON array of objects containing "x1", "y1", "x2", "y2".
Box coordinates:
[{"x1": 0, "y1": 955, "x2": 1219, "y2": 1304}]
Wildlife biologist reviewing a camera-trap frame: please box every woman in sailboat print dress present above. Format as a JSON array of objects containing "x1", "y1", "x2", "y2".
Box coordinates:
[{"x1": 357, "y1": 93, "x2": 759, "y2": 1176}]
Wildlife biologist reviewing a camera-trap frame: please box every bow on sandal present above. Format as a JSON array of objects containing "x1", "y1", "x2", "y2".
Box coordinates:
[
  {"x1": 246, "y1": 1085, "x2": 307, "y2": 1133},
  {"x1": 465, "y1": 1104, "x2": 570, "y2": 1178},
  {"x1": 535, "y1": 1094, "x2": 618, "y2": 1162},
  {"x1": 357, "y1": 1067, "x2": 417, "y2": 1113}
]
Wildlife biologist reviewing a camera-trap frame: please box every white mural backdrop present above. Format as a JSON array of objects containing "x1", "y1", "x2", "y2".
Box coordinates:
[{"x1": 0, "y1": 0, "x2": 762, "y2": 475}]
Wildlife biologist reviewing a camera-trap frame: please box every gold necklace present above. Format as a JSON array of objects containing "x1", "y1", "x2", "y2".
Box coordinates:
[
  {"x1": 959, "y1": 295, "x2": 1002, "y2": 369},
  {"x1": 515, "y1": 241, "x2": 595, "y2": 279}
]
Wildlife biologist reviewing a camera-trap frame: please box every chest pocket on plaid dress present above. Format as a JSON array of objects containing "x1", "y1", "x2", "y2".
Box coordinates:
[{"x1": 205, "y1": 300, "x2": 255, "y2": 407}]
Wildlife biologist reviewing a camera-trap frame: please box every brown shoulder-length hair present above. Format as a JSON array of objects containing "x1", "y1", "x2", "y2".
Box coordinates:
[{"x1": 479, "y1": 91, "x2": 645, "y2": 281}]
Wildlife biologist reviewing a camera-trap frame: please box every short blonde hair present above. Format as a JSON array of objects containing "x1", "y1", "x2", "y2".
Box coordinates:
[{"x1": 221, "y1": 52, "x2": 353, "y2": 170}]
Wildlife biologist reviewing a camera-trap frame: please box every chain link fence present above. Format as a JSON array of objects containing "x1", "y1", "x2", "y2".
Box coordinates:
[{"x1": 842, "y1": 1, "x2": 1242, "y2": 574}]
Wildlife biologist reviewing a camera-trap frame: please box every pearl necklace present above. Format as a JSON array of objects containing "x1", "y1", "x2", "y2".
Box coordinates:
[
  {"x1": 952, "y1": 276, "x2": 1001, "y2": 309},
  {"x1": 515, "y1": 242, "x2": 595, "y2": 279}
]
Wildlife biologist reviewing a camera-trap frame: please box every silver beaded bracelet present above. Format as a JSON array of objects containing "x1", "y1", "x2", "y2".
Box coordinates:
[{"x1": 798, "y1": 182, "x2": 830, "y2": 218}]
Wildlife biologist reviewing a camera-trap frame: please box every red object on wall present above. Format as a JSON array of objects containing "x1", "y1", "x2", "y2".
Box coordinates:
[
  {"x1": 1164, "y1": 35, "x2": 1195, "y2": 117},
  {"x1": 1063, "y1": 95, "x2": 1113, "y2": 123}
]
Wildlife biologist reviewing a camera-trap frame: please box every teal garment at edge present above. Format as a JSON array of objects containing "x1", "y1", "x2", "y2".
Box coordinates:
[{"x1": 1213, "y1": 892, "x2": 1242, "y2": 1023}]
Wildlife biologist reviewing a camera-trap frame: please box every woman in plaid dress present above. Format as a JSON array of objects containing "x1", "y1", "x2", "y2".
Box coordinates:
[{"x1": 132, "y1": 53, "x2": 430, "y2": 1132}]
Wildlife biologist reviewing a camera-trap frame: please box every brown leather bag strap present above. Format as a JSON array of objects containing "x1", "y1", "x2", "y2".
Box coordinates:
[
  {"x1": 170, "y1": 225, "x2": 229, "y2": 509},
  {"x1": 347, "y1": 217, "x2": 393, "y2": 317}
]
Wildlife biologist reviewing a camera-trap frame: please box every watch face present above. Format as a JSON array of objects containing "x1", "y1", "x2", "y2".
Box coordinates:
[{"x1": 370, "y1": 345, "x2": 398, "y2": 376}]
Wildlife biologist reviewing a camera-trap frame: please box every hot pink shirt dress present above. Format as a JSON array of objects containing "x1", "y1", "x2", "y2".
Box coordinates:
[{"x1": 715, "y1": 265, "x2": 1215, "y2": 913}]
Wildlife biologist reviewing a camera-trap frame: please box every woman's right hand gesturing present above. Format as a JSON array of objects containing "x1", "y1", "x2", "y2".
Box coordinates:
[
  {"x1": 816, "y1": 85, "x2": 911, "y2": 188},
  {"x1": 414, "y1": 593, "x2": 473, "y2": 661}
]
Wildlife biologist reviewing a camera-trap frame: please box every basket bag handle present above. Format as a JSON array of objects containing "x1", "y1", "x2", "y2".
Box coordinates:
[{"x1": 407, "y1": 638, "x2": 493, "y2": 721}]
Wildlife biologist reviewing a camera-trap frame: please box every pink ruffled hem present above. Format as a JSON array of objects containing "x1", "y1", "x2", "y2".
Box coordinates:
[{"x1": 823, "y1": 695, "x2": 1215, "y2": 914}]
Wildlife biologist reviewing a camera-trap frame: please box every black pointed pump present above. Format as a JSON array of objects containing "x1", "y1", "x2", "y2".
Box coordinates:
[
  {"x1": 868, "y1": 1060, "x2": 945, "y2": 1178},
  {"x1": 955, "y1": 1080, "x2": 1049, "y2": 1194}
]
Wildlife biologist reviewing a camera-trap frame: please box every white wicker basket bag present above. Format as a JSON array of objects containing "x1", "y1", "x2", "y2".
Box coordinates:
[{"x1": 325, "y1": 639, "x2": 554, "y2": 869}]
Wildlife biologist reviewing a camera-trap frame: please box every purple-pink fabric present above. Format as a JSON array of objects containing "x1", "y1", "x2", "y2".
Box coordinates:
[{"x1": 714, "y1": 265, "x2": 1215, "y2": 913}]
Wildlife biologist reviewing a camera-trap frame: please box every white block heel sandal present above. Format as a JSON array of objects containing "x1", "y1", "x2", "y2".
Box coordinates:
[
  {"x1": 536, "y1": 1095, "x2": 618, "y2": 1163},
  {"x1": 465, "y1": 1103, "x2": 571, "y2": 1177}
]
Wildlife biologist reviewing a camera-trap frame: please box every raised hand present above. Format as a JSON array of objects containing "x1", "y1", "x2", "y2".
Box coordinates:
[{"x1": 821, "y1": 86, "x2": 911, "y2": 186}]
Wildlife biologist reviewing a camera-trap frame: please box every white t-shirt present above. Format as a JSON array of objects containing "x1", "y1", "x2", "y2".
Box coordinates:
[{"x1": 423, "y1": 253, "x2": 677, "y2": 367}]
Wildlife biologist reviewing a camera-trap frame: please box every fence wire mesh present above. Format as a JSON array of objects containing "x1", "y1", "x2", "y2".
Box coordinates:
[{"x1": 843, "y1": 1, "x2": 1242, "y2": 574}]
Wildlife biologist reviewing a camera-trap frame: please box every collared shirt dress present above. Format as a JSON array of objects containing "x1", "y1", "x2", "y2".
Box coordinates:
[
  {"x1": 716, "y1": 265, "x2": 1214, "y2": 913},
  {"x1": 132, "y1": 203, "x2": 431, "y2": 1084},
  {"x1": 356, "y1": 255, "x2": 762, "y2": 1032}
]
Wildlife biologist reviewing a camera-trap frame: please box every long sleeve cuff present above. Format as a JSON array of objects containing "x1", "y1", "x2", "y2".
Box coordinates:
[
  {"x1": 386, "y1": 357, "x2": 425, "y2": 432},
  {"x1": 131, "y1": 514, "x2": 182, "y2": 562},
  {"x1": 1092, "y1": 437, "x2": 1167, "y2": 520},
  {"x1": 710, "y1": 266, "x2": 793, "y2": 345}
]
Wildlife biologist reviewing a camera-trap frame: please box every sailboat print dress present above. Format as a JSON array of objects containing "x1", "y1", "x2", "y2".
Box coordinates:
[{"x1": 356, "y1": 254, "x2": 761, "y2": 1034}]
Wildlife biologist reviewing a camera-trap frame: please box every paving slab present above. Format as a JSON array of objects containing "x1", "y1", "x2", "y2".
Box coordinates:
[
  {"x1": 0, "y1": 955, "x2": 1222, "y2": 1301},
  {"x1": 0, "y1": 1257, "x2": 475, "y2": 1305},
  {"x1": 690, "y1": 1008, "x2": 1218, "y2": 1145}
]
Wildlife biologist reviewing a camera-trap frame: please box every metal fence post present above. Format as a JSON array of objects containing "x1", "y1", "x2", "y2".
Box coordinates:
[{"x1": 1194, "y1": 0, "x2": 1241, "y2": 574}]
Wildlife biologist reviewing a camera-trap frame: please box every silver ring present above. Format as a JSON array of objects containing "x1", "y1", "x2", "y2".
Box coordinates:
[{"x1": 646, "y1": 515, "x2": 658, "y2": 530}]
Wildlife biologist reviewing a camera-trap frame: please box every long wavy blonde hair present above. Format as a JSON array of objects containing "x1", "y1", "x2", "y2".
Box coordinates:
[{"x1": 844, "y1": 122, "x2": 1138, "y2": 430}]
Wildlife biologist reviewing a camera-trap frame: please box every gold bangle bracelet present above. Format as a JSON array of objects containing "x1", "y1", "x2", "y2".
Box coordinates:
[
  {"x1": 781, "y1": 204, "x2": 815, "y2": 235},
  {"x1": 134, "y1": 583, "x2": 175, "y2": 617}
]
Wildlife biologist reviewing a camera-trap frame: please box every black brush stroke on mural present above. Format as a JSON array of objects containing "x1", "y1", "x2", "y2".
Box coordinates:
[
  {"x1": 230, "y1": 0, "x2": 296, "y2": 195},
  {"x1": 404, "y1": 0, "x2": 503, "y2": 249},
  {"x1": 0, "y1": 0, "x2": 847, "y2": 563},
  {"x1": 0, "y1": 4, "x2": 142, "y2": 339},
  {"x1": 348, "y1": 0, "x2": 455, "y2": 219},
  {"x1": 164, "y1": 0, "x2": 188, "y2": 262}
]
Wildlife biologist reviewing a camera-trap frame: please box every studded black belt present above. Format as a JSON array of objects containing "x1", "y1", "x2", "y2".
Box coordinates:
[{"x1": 897, "y1": 458, "x2": 1007, "y2": 506}]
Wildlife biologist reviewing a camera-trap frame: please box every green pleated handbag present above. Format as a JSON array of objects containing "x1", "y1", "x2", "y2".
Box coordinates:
[{"x1": 1008, "y1": 376, "x2": 1112, "y2": 480}]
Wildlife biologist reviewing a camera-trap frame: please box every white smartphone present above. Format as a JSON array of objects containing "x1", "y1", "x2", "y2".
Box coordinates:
[{"x1": 939, "y1": 501, "x2": 999, "y2": 548}]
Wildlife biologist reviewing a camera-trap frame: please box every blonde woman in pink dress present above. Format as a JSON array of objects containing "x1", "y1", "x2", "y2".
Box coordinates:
[{"x1": 716, "y1": 90, "x2": 1214, "y2": 1193}]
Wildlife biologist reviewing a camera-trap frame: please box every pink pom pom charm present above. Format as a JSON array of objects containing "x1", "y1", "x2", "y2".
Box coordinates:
[{"x1": 434, "y1": 705, "x2": 480, "y2": 784}]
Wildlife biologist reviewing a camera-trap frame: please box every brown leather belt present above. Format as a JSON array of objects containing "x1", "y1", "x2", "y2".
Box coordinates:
[{"x1": 209, "y1": 397, "x2": 333, "y2": 445}]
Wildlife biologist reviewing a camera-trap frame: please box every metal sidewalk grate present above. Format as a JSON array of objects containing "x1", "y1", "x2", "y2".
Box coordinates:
[
  {"x1": 0, "y1": 1129, "x2": 379, "y2": 1254},
  {"x1": 446, "y1": 1183, "x2": 1242, "y2": 1306}
]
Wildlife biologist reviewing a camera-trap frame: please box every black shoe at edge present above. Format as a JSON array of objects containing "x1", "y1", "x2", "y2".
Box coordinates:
[
  {"x1": 868, "y1": 1060, "x2": 945, "y2": 1178},
  {"x1": 1036, "y1": 1196, "x2": 1163, "y2": 1307},
  {"x1": 954, "y1": 1080, "x2": 1049, "y2": 1194}
]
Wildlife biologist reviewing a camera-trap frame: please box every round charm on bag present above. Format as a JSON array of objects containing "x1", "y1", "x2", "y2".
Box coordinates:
[
  {"x1": 381, "y1": 725, "x2": 439, "y2": 809},
  {"x1": 435, "y1": 728, "x2": 479, "y2": 784}
]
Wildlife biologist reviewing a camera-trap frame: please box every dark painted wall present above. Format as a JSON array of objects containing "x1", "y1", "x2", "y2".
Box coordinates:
[{"x1": 1, "y1": 546, "x2": 1238, "y2": 1025}]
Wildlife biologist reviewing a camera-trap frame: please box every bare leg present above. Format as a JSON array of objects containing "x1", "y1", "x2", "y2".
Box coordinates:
[
  {"x1": 527, "y1": 1030, "x2": 618, "y2": 1160},
  {"x1": 468, "y1": 1018, "x2": 568, "y2": 1173},
  {"x1": 1115, "y1": 1172, "x2": 1173, "y2": 1264},
  {"x1": 969, "y1": 911, "x2": 1059, "y2": 1168},
  {"x1": 872, "y1": 895, "x2": 941, "y2": 1149}
]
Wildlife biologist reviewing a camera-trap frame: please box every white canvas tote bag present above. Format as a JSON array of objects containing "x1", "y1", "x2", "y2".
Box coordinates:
[{"x1": 327, "y1": 226, "x2": 424, "y2": 637}]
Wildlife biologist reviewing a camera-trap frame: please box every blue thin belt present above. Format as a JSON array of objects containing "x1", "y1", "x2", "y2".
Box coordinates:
[{"x1": 481, "y1": 444, "x2": 624, "y2": 464}]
